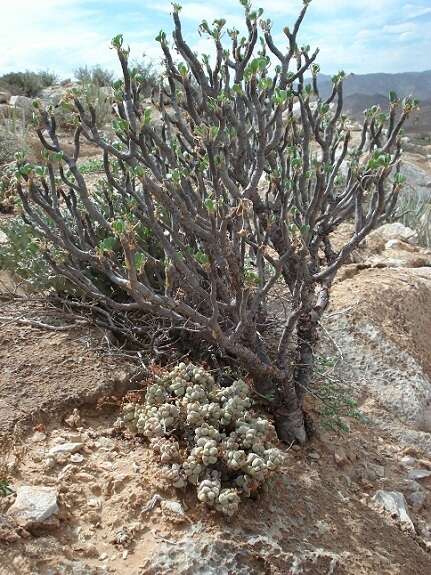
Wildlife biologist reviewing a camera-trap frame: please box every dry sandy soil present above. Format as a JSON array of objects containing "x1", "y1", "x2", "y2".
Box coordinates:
[
  {"x1": 0, "y1": 295, "x2": 431, "y2": 574},
  {"x1": 0, "y1": 300, "x2": 136, "y2": 436}
]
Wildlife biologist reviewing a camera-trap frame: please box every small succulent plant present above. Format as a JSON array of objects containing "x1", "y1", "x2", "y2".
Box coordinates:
[{"x1": 117, "y1": 363, "x2": 285, "y2": 515}]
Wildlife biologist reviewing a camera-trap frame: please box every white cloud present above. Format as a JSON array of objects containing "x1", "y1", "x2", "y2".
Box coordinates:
[
  {"x1": 403, "y1": 3, "x2": 431, "y2": 18},
  {"x1": 0, "y1": 0, "x2": 164, "y2": 77},
  {"x1": 152, "y1": 2, "x2": 222, "y2": 21},
  {"x1": 382, "y1": 22, "x2": 416, "y2": 34},
  {"x1": 0, "y1": 1, "x2": 114, "y2": 75}
]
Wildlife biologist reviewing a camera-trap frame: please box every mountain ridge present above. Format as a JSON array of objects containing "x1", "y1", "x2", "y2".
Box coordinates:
[{"x1": 315, "y1": 69, "x2": 431, "y2": 101}]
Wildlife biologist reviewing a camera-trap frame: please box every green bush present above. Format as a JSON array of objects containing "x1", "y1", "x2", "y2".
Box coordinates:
[
  {"x1": 314, "y1": 355, "x2": 364, "y2": 432},
  {"x1": 394, "y1": 187, "x2": 431, "y2": 248},
  {"x1": 78, "y1": 158, "x2": 104, "y2": 174},
  {"x1": 0, "y1": 107, "x2": 32, "y2": 166},
  {"x1": 0, "y1": 166, "x2": 164, "y2": 295},
  {"x1": 74, "y1": 65, "x2": 114, "y2": 87},
  {"x1": 0, "y1": 478, "x2": 13, "y2": 497},
  {"x1": 0, "y1": 70, "x2": 57, "y2": 97},
  {"x1": 130, "y1": 59, "x2": 159, "y2": 97},
  {"x1": 0, "y1": 217, "x2": 53, "y2": 289}
]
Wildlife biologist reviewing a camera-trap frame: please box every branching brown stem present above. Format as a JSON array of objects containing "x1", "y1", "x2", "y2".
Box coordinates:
[{"x1": 14, "y1": 0, "x2": 416, "y2": 443}]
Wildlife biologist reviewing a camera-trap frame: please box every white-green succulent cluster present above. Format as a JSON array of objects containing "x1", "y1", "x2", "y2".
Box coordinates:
[{"x1": 117, "y1": 363, "x2": 285, "y2": 515}]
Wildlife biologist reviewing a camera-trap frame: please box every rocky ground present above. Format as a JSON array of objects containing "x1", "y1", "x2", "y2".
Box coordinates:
[
  {"x1": 1, "y1": 389, "x2": 431, "y2": 575},
  {"x1": 0, "y1": 297, "x2": 139, "y2": 436},
  {"x1": 1, "y1": 222, "x2": 431, "y2": 574}
]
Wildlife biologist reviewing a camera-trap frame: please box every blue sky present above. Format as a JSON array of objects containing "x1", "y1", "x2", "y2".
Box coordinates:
[{"x1": 1, "y1": 0, "x2": 430, "y2": 78}]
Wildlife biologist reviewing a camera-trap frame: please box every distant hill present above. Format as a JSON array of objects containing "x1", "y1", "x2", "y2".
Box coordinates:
[
  {"x1": 343, "y1": 92, "x2": 431, "y2": 139},
  {"x1": 311, "y1": 71, "x2": 431, "y2": 140},
  {"x1": 315, "y1": 70, "x2": 431, "y2": 101},
  {"x1": 343, "y1": 93, "x2": 390, "y2": 119}
]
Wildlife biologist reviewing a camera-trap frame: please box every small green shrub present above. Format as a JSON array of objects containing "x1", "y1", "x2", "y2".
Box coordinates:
[
  {"x1": 0, "y1": 107, "x2": 31, "y2": 166},
  {"x1": 0, "y1": 217, "x2": 53, "y2": 289},
  {"x1": 0, "y1": 70, "x2": 57, "y2": 97},
  {"x1": 394, "y1": 188, "x2": 431, "y2": 248},
  {"x1": 0, "y1": 160, "x2": 164, "y2": 295},
  {"x1": 130, "y1": 59, "x2": 159, "y2": 97},
  {"x1": 117, "y1": 363, "x2": 285, "y2": 516},
  {"x1": 74, "y1": 65, "x2": 114, "y2": 87},
  {"x1": 0, "y1": 478, "x2": 13, "y2": 497},
  {"x1": 79, "y1": 157, "x2": 104, "y2": 174},
  {"x1": 314, "y1": 355, "x2": 364, "y2": 432}
]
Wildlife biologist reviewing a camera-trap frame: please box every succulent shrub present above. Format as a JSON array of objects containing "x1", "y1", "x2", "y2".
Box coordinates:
[
  {"x1": 12, "y1": 0, "x2": 415, "y2": 443},
  {"x1": 117, "y1": 363, "x2": 285, "y2": 515},
  {"x1": 54, "y1": 82, "x2": 112, "y2": 130}
]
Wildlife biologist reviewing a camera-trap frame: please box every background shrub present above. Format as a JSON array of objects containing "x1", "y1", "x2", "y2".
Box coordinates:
[
  {"x1": 130, "y1": 59, "x2": 159, "y2": 97},
  {"x1": 0, "y1": 217, "x2": 53, "y2": 289},
  {"x1": 394, "y1": 186, "x2": 431, "y2": 248},
  {"x1": 74, "y1": 65, "x2": 114, "y2": 87},
  {"x1": 0, "y1": 70, "x2": 57, "y2": 97}
]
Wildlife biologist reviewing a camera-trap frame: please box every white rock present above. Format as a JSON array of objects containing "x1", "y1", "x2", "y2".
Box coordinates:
[
  {"x1": 406, "y1": 490, "x2": 426, "y2": 513},
  {"x1": 372, "y1": 490, "x2": 414, "y2": 531},
  {"x1": 31, "y1": 432, "x2": 47, "y2": 443},
  {"x1": 88, "y1": 497, "x2": 103, "y2": 509},
  {"x1": 160, "y1": 500, "x2": 185, "y2": 516},
  {"x1": 400, "y1": 456, "x2": 416, "y2": 467},
  {"x1": 57, "y1": 464, "x2": 77, "y2": 481},
  {"x1": 368, "y1": 223, "x2": 418, "y2": 245},
  {"x1": 70, "y1": 453, "x2": 84, "y2": 463},
  {"x1": 7, "y1": 486, "x2": 58, "y2": 527},
  {"x1": 408, "y1": 469, "x2": 431, "y2": 481},
  {"x1": 43, "y1": 457, "x2": 56, "y2": 470},
  {"x1": 385, "y1": 239, "x2": 400, "y2": 250},
  {"x1": 9, "y1": 95, "x2": 33, "y2": 112},
  {"x1": 48, "y1": 442, "x2": 83, "y2": 458},
  {"x1": 95, "y1": 437, "x2": 115, "y2": 450}
]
